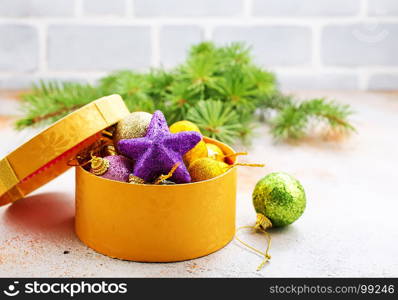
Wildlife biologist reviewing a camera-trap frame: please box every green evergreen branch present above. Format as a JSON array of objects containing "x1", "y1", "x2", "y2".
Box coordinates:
[
  {"x1": 15, "y1": 81, "x2": 101, "y2": 129},
  {"x1": 271, "y1": 98, "x2": 355, "y2": 139},
  {"x1": 15, "y1": 42, "x2": 355, "y2": 143}
]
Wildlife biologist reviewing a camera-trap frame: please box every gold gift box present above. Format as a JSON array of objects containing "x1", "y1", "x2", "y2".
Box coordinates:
[{"x1": 0, "y1": 95, "x2": 237, "y2": 262}]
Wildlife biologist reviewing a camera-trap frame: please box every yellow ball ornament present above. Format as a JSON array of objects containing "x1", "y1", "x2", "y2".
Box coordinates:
[
  {"x1": 206, "y1": 143, "x2": 224, "y2": 162},
  {"x1": 169, "y1": 120, "x2": 208, "y2": 166},
  {"x1": 184, "y1": 140, "x2": 208, "y2": 166},
  {"x1": 188, "y1": 157, "x2": 231, "y2": 182},
  {"x1": 169, "y1": 120, "x2": 201, "y2": 133}
]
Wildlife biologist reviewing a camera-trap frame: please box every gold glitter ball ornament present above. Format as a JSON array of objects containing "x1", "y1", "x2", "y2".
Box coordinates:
[
  {"x1": 206, "y1": 143, "x2": 224, "y2": 162},
  {"x1": 169, "y1": 120, "x2": 208, "y2": 166},
  {"x1": 113, "y1": 112, "x2": 152, "y2": 148},
  {"x1": 188, "y1": 157, "x2": 230, "y2": 182}
]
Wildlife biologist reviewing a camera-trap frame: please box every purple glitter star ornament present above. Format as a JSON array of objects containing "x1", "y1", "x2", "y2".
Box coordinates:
[{"x1": 118, "y1": 110, "x2": 201, "y2": 183}]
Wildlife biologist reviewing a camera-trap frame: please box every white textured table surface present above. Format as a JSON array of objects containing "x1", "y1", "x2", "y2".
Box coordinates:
[{"x1": 0, "y1": 91, "x2": 397, "y2": 277}]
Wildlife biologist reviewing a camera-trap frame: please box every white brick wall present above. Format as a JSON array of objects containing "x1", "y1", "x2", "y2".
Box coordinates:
[
  {"x1": 0, "y1": 0, "x2": 397, "y2": 91},
  {"x1": 48, "y1": 25, "x2": 151, "y2": 70}
]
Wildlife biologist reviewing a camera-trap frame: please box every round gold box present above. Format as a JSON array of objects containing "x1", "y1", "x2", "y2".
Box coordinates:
[{"x1": 75, "y1": 138, "x2": 237, "y2": 262}]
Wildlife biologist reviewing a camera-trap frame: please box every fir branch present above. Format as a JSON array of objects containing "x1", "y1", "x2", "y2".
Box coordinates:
[
  {"x1": 15, "y1": 41, "x2": 356, "y2": 143},
  {"x1": 271, "y1": 98, "x2": 355, "y2": 139},
  {"x1": 16, "y1": 81, "x2": 101, "y2": 129}
]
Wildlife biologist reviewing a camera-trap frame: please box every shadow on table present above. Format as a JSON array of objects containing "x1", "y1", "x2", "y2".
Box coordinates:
[{"x1": 4, "y1": 192, "x2": 75, "y2": 241}]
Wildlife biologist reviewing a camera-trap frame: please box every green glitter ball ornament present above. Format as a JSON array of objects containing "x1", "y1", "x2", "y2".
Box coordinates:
[{"x1": 252, "y1": 172, "x2": 306, "y2": 228}]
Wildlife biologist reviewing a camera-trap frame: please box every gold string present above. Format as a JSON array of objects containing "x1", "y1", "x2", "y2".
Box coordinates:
[
  {"x1": 67, "y1": 156, "x2": 91, "y2": 167},
  {"x1": 106, "y1": 145, "x2": 117, "y2": 156},
  {"x1": 235, "y1": 213, "x2": 272, "y2": 271},
  {"x1": 101, "y1": 130, "x2": 113, "y2": 138},
  {"x1": 67, "y1": 151, "x2": 103, "y2": 168},
  {"x1": 154, "y1": 163, "x2": 181, "y2": 185},
  {"x1": 67, "y1": 138, "x2": 111, "y2": 167},
  {"x1": 223, "y1": 152, "x2": 248, "y2": 159},
  {"x1": 66, "y1": 129, "x2": 114, "y2": 167},
  {"x1": 227, "y1": 163, "x2": 265, "y2": 170}
]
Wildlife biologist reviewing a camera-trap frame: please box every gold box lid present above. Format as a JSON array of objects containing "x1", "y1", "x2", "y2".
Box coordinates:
[{"x1": 0, "y1": 94, "x2": 130, "y2": 206}]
